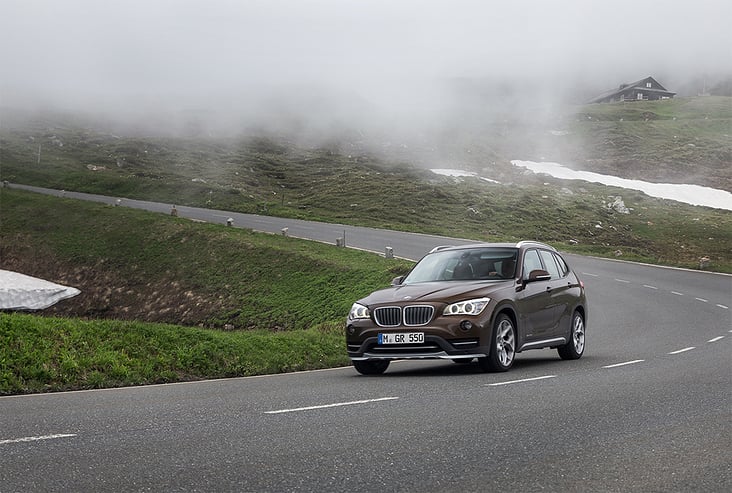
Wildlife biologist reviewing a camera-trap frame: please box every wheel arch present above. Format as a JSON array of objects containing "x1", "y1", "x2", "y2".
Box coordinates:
[{"x1": 488, "y1": 303, "x2": 519, "y2": 341}]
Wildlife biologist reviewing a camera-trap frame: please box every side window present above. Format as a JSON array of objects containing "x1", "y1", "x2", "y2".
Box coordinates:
[
  {"x1": 522, "y1": 250, "x2": 543, "y2": 279},
  {"x1": 553, "y1": 253, "x2": 569, "y2": 277},
  {"x1": 539, "y1": 250, "x2": 561, "y2": 279}
]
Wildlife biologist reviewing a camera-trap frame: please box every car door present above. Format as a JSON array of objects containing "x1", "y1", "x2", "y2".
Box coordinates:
[
  {"x1": 515, "y1": 249, "x2": 555, "y2": 341},
  {"x1": 537, "y1": 249, "x2": 572, "y2": 337}
]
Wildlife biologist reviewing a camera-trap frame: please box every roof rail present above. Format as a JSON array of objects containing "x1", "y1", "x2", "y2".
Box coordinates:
[
  {"x1": 429, "y1": 245, "x2": 453, "y2": 253},
  {"x1": 515, "y1": 240, "x2": 555, "y2": 251}
]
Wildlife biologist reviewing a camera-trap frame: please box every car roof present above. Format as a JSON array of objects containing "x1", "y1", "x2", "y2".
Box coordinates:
[{"x1": 429, "y1": 241, "x2": 556, "y2": 254}]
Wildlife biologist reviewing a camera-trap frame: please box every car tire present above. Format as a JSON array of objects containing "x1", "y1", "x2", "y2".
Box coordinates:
[
  {"x1": 478, "y1": 313, "x2": 516, "y2": 372},
  {"x1": 558, "y1": 311, "x2": 585, "y2": 360},
  {"x1": 353, "y1": 360, "x2": 390, "y2": 375}
]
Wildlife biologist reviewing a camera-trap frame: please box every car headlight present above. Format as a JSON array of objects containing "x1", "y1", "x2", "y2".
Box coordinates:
[
  {"x1": 349, "y1": 302, "x2": 370, "y2": 320},
  {"x1": 443, "y1": 297, "x2": 491, "y2": 316}
]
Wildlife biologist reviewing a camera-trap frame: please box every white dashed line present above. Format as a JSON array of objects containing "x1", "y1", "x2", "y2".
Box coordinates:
[
  {"x1": 615, "y1": 279, "x2": 630, "y2": 283},
  {"x1": 718, "y1": 304, "x2": 729, "y2": 310},
  {"x1": 669, "y1": 347, "x2": 695, "y2": 355},
  {"x1": 603, "y1": 360, "x2": 645, "y2": 369},
  {"x1": 671, "y1": 291, "x2": 684, "y2": 296},
  {"x1": 487, "y1": 375, "x2": 557, "y2": 386},
  {"x1": 695, "y1": 298, "x2": 708, "y2": 303},
  {"x1": 0, "y1": 434, "x2": 77, "y2": 445},
  {"x1": 582, "y1": 272, "x2": 599, "y2": 277},
  {"x1": 708, "y1": 336, "x2": 725, "y2": 343},
  {"x1": 265, "y1": 397, "x2": 399, "y2": 414},
  {"x1": 643, "y1": 285, "x2": 658, "y2": 290}
]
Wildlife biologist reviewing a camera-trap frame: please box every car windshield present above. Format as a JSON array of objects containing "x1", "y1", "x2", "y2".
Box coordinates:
[{"x1": 403, "y1": 247, "x2": 518, "y2": 283}]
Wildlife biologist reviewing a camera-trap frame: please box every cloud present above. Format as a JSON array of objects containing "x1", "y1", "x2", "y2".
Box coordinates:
[{"x1": 1, "y1": 0, "x2": 730, "y2": 131}]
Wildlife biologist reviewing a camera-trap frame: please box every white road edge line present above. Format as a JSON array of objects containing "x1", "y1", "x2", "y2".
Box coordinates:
[
  {"x1": 265, "y1": 397, "x2": 399, "y2": 414},
  {"x1": 603, "y1": 360, "x2": 645, "y2": 369},
  {"x1": 708, "y1": 336, "x2": 725, "y2": 343},
  {"x1": 0, "y1": 434, "x2": 77, "y2": 445},
  {"x1": 668, "y1": 347, "x2": 695, "y2": 355},
  {"x1": 487, "y1": 375, "x2": 557, "y2": 386}
]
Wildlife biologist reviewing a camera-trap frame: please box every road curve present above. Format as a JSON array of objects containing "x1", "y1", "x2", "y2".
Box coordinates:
[{"x1": 2, "y1": 183, "x2": 731, "y2": 492}]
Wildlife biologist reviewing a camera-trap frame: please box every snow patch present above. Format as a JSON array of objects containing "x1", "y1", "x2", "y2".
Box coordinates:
[
  {"x1": 511, "y1": 160, "x2": 732, "y2": 211},
  {"x1": 431, "y1": 169, "x2": 501, "y2": 184},
  {"x1": 0, "y1": 270, "x2": 81, "y2": 310}
]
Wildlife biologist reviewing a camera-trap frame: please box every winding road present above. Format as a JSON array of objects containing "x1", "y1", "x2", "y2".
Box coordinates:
[{"x1": 2, "y1": 184, "x2": 731, "y2": 492}]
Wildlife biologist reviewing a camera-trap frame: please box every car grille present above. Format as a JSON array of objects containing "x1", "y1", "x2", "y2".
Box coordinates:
[{"x1": 373, "y1": 305, "x2": 434, "y2": 327}]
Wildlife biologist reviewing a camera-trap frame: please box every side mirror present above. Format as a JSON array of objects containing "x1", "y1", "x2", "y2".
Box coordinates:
[
  {"x1": 391, "y1": 276, "x2": 405, "y2": 286},
  {"x1": 526, "y1": 269, "x2": 551, "y2": 283}
]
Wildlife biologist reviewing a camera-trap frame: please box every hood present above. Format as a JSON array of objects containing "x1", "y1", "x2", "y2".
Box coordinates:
[{"x1": 359, "y1": 280, "x2": 514, "y2": 306}]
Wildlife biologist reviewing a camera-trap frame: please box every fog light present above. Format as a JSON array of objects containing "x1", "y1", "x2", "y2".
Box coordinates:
[
  {"x1": 347, "y1": 324, "x2": 356, "y2": 335},
  {"x1": 460, "y1": 320, "x2": 473, "y2": 331}
]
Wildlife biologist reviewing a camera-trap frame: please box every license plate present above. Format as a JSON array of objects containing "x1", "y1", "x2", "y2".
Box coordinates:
[{"x1": 378, "y1": 332, "x2": 424, "y2": 344}]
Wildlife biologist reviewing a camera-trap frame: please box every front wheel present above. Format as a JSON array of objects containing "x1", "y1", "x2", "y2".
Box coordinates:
[
  {"x1": 353, "y1": 360, "x2": 390, "y2": 375},
  {"x1": 478, "y1": 314, "x2": 516, "y2": 372},
  {"x1": 558, "y1": 311, "x2": 585, "y2": 360}
]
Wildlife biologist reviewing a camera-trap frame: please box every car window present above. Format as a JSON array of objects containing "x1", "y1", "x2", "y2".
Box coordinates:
[
  {"x1": 522, "y1": 249, "x2": 543, "y2": 279},
  {"x1": 539, "y1": 250, "x2": 561, "y2": 279},
  {"x1": 553, "y1": 253, "x2": 569, "y2": 277},
  {"x1": 403, "y1": 247, "x2": 518, "y2": 283}
]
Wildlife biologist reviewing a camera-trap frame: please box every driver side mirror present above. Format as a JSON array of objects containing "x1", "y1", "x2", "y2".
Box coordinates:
[
  {"x1": 391, "y1": 275, "x2": 405, "y2": 286},
  {"x1": 526, "y1": 269, "x2": 551, "y2": 283}
]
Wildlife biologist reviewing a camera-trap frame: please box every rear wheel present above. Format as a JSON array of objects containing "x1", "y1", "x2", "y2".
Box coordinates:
[
  {"x1": 353, "y1": 360, "x2": 390, "y2": 375},
  {"x1": 558, "y1": 311, "x2": 585, "y2": 360},
  {"x1": 478, "y1": 314, "x2": 516, "y2": 372}
]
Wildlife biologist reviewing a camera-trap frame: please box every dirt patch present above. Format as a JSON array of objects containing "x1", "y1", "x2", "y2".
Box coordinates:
[{"x1": 2, "y1": 244, "x2": 224, "y2": 326}]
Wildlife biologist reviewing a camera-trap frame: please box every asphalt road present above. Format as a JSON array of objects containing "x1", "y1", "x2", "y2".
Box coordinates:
[{"x1": 2, "y1": 184, "x2": 731, "y2": 492}]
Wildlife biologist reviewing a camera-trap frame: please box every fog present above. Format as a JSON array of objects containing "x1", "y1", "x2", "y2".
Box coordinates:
[{"x1": 1, "y1": 0, "x2": 730, "y2": 140}]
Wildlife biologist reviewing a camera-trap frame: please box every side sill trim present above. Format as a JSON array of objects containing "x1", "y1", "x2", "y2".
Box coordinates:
[{"x1": 518, "y1": 337, "x2": 566, "y2": 351}]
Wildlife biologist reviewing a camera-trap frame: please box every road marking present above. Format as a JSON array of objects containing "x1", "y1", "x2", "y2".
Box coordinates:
[
  {"x1": 671, "y1": 291, "x2": 684, "y2": 296},
  {"x1": 708, "y1": 336, "x2": 725, "y2": 343},
  {"x1": 603, "y1": 360, "x2": 645, "y2": 369},
  {"x1": 615, "y1": 279, "x2": 630, "y2": 283},
  {"x1": 581, "y1": 272, "x2": 599, "y2": 277},
  {"x1": 265, "y1": 397, "x2": 399, "y2": 414},
  {"x1": 643, "y1": 284, "x2": 658, "y2": 290},
  {"x1": 668, "y1": 347, "x2": 695, "y2": 355},
  {"x1": 695, "y1": 297, "x2": 708, "y2": 303},
  {"x1": 0, "y1": 434, "x2": 77, "y2": 445},
  {"x1": 718, "y1": 304, "x2": 729, "y2": 310},
  {"x1": 487, "y1": 375, "x2": 556, "y2": 386}
]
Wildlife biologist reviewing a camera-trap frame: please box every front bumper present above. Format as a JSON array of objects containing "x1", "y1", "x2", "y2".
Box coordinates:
[{"x1": 347, "y1": 335, "x2": 488, "y2": 361}]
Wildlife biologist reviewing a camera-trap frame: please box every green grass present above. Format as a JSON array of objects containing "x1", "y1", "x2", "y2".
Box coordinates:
[{"x1": 0, "y1": 313, "x2": 349, "y2": 395}]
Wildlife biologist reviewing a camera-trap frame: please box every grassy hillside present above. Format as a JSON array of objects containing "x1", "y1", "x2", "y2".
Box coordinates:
[
  {"x1": 1, "y1": 99, "x2": 730, "y2": 271},
  {"x1": 1, "y1": 189, "x2": 412, "y2": 328},
  {"x1": 546, "y1": 97, "x2": 732, "y2": 191},
  {"x1": 1, "y1": 189, "x2": 414, "y2": 394}
]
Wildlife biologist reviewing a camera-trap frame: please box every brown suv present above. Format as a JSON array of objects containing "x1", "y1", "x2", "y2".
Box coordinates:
[{"x1": 346, "y1": 241, "x2": 587, "y2": 374}]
